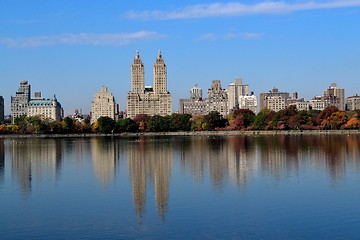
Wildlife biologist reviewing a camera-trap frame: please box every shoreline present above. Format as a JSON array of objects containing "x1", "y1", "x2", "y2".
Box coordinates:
[{"x1": 1, "y1": 129, "x2": 360, "y2": 138}]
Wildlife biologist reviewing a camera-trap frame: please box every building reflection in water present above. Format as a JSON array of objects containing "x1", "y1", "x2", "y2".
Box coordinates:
[
  {"x1": 128, "y1": 136, "x2": 172, "y2": 221},
  {"x1": 176, "y1": 136, "x2": 258, "y2": 190},
  {"x1": 176, "y1": 134, "x2": 360, "y2": 190},
  {"x1": 257, "y1": 135, "x2": 300, "y2": 180},
  {"x1": 0, "y1": 139, "x2": 4, "y2": 185},
  {"x1": 6, "y1": 134, "x2": 360, "y2": 215},
  {"x1": 91, "y1": 138, "x2": 119, "y2": 188},
  {"x1": 255, "y1": 134, "x2": 357, "y2": 182},
  {"x1": 11, "y1": 138, "x2": 62, "y2": 195}
]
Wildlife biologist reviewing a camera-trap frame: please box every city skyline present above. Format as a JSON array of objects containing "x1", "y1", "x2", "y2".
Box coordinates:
[{"x1": 1, "y1": 0, "x2": 360, "y2": 115}]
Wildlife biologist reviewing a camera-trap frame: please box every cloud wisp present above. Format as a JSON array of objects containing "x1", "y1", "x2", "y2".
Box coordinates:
[
  {"x1": 195, "y1": 32, "x2": 263, "y2": 42},
  {"x1": 125, "y1": 0, "x2": 360, "y2": 20},
  {"x1": 0, "y1": 31, "x2": 165, "y2": 48}
]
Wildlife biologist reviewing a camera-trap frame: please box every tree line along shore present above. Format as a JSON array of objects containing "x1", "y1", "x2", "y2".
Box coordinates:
[{"x1": 1, "y1": 105, "x2": 360, "y2": 135}]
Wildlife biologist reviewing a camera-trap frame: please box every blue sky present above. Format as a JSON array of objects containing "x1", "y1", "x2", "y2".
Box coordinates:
[{"x1": 1, "y1": 0, "x2": 359, "y2": 116}]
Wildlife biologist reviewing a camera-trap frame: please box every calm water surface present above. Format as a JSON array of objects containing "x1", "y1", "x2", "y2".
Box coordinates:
[{"x1": 1, "y1": 135, "x2": 360, "y2": 239}]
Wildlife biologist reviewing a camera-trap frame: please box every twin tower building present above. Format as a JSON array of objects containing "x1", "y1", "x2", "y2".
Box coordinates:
[
  {"x1": 91, "y1": 51, "x2": 172, "y2": 122},
  {"x1": 126, "y1": 51, "x2": 172, "y2": 119}
]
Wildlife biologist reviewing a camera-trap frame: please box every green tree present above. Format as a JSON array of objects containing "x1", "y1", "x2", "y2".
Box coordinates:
[
  {"x1": 253, "y1": 108, "x2": 275, "y2": 130},
  {"x1": 116, "y1": 118, "x2": 138, "y2": 132},
  {"x1": 229, "y1": 109, "x2": 255, "y2": 130},
  {"x1": 62, "y1": 117, "x2": 75, "y2": 133},
  {"x1": 204, "y1": 111, "x2": 226, "y2": 130},
  {"x1": 95, "y1": 116, "x2": 116, "y2": 133},
  {"x1": 147, "y1": 115, "x2": 170, "y2": 132},
  {"x1": 191, "y1": 115, "x2": 206, "y2": 131},
  {"x1": 168, "y1": 113, "x2": 192, "y2": 131}
]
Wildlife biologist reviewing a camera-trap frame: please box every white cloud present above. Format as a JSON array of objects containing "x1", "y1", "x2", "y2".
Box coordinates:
[
  {"x1": 125, "y1": 0, "x2": 360, "y2": 20},
  {"x1": 0, "y1": 31, "x2": 165, "y2": 48},
  {"x1": 195, "y1": 33, "x2": 217, "y2": 41},
  {"x1": 196, "y1": 32, "x2": 263, "y2": 41}
]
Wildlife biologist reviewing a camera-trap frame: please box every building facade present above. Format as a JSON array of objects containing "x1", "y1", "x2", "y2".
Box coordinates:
[
  {"x1": 91, "y1": 86, "x2": 117, "y2": 123},
  {"x1": 323, "y1": 83, "x2": 345, "y2": 111},
  {"x1": 0, "y1": 96, "x2": 4, "y2": 123},
  {"x1": 227, "y1": 79, "x2": 249, "y2": 112},
  {"x1": 179, "y1": 98, "x2": 208, "y2": 115},
  {"x1": 27, "y1": 95, "x2": 63, "y2": 121},
  {"x1": 227, "y1": 79, "x2": 257, "y2": 114},
  {"x1": 11, "y1": 80, "x2": 31, "y2": 122},
  {"x1": 346, "y1": 95, "x2": 360, "y2": 111},
  {"x1": 126, "y1": 51, "x2": 172, "y2": 119},
  {"x1": 179, "y1": 84, "x2": 207, "y2": 115},
  {"x1": 238, "y1": 95, "x2": 258, "y2": 114},
  {"x1": 259, "y1": 88, "x2": 289, "y2": 112},
  {"x1": 206, "y1": 80, "x2": 228, "y2": 117}
]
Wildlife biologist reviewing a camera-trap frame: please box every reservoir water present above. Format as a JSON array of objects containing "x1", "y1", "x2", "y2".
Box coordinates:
[{"x1": 1, "y1": 134, "x2": 360, "y2": 239}]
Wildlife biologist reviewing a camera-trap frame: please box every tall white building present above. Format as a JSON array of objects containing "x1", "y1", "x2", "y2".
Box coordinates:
[
  {"x1": 91, "y1": 86, "x2": 117, "y2": 123},
  {"x1": 227, "y1": 79, "x2": 257, "y2": 114}
]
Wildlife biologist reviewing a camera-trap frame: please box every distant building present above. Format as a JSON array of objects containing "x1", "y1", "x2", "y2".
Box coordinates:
[
  {"x1": 307, "y1": 83, "x2": 345, "y2": 111},
  {"x1": 126, "y1": 51, "x2": 172, "y2": 119},
  {"x1": 179, "y1": 98, "x2": 208, "y2": 115},
  {"x1": 0, "y1": 96, "x2": 4, "y2": 123},
  {"x1": 179, "y1": 80, "x2": 228, "y2": 117},
  {"x1": 179, "y1": 84, "x2": 207, "y2": 115},
  {"x1": 346, "y1": 95, "x2": 360, "y2": 111},
  {"x1": 206, "y1": 80, "x2": 228, "y2": 116},
  {"x1": 238, "y1": 95, "x2": 258, "y2": 114},
  {"x1": 227, "y1": 79, "x2": 257, "y2": 114},
  {"x1": 287, "y1": 92, "x2": 310, "y2": 111},
  {"x1": 259, "y1": 87, "x2": 289, "y2": 112},
  {"x1": 190, "y1": 84, "x2": 203, "y2": 100},
  {"x1": 309, "y1": 96, "x2": 326, "y2": 111},
  {"x1": 91, "y1": 86, "x2": 117, "y2": 124},
  {"x1": 323, "y1": 83, "x2": 345, "y2": 111},
  {"x1": 11, "y1": 80, "x2": 31, "y2": 123},
  {"x1": 27, "y1": 93, "x2": 63, "y2": 121}
]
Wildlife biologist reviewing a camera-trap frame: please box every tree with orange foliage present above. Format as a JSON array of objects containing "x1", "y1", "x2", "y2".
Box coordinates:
[
  {"x1": 343, "y1": 117, "x2": 360, "y2": 129},
  {"x1": 321, "y1": 111, "x2": 347, "y2": 129}
]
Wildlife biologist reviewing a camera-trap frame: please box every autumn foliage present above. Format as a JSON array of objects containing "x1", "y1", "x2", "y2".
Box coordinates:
[{"x1": 2, "y1": 105, "x2": 360, "y2": 135}]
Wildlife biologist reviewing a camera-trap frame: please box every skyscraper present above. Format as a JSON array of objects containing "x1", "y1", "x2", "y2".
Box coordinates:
[
  {"x1": 131, "y1": 51, "x2": 144, "y2": 94},
  {"x1": 11, "y1": 80, "x2": 31, "y2": 123},
  {"x1": 91, "y1": 86, "x2": 117, "y2": 123},
  {"x1": 153, "y1": 51, "x2": 167, "y2": 95},
  {"x1": 126, "y1": 51, "x2": 172, "y2": 119}
]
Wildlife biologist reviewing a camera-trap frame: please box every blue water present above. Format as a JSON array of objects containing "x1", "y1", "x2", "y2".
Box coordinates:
[{"x1": 1, "y1": 135, "x2": 360, "y2": 239}]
